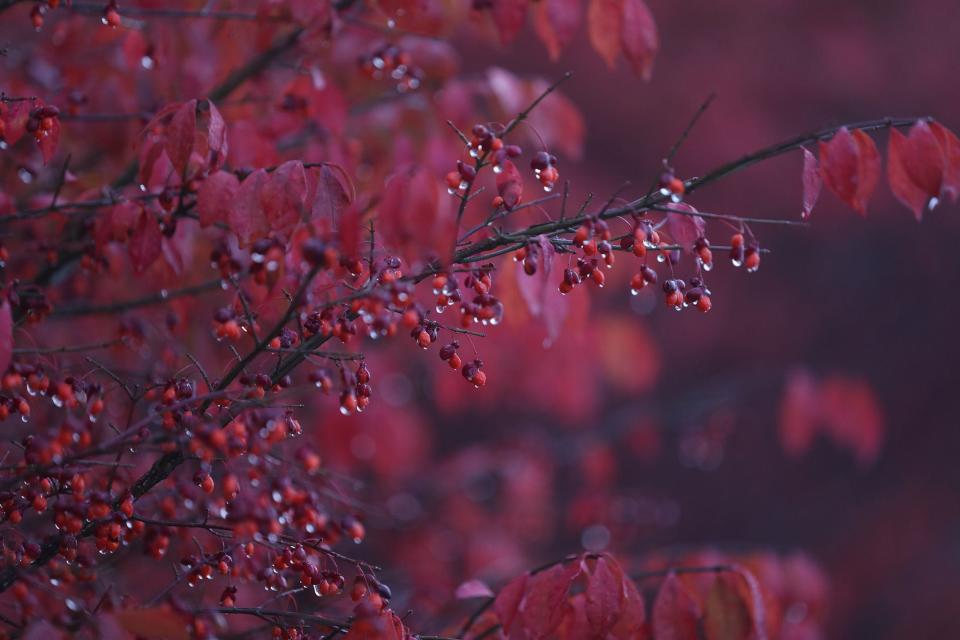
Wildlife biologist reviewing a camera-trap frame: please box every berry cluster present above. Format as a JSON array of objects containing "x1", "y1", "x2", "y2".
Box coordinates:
[{"x1": 531, "y1": 151, "x2": 560, "y2": 191}]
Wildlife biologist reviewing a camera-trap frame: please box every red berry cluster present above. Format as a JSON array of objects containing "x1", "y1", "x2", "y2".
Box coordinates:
[
  {"x1": 24, "y1": 104, "x2": 58, "y2": 142},
  {"x1": 530, "y1": 151, "x2": 560, "y2": 192}
]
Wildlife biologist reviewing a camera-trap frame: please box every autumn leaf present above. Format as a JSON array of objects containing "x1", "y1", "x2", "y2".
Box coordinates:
[
  {"x1": 800, "y1": 147, "x2": 821, "y2": 220},
  {"x1": 533, "y1": 0, "x2": 582, "y2": 60},
  {"x1": 620, "y1": 0, "x2": 658, "y2": 80},
  {"x1": 930, "y1": 121, "x2": 960, "y2": 202},
  {"x1": 262, "y1": 160, "x2": 308, "y2": 234},
  {"x1": 588, "y1": 0, "x2": 623, "y2": 69},
  {"x1": 490, "y1": 0, "x2": 529, "y2": 44},
  {"x1": 653, "y1": 573, "x2": 702, "y2": 640},
  {"x1": 128, "y1": 208, "x2": 162, "y2": 272},
  {"x1": 818, "y1": 127, "x2": 880, "y2": 216},
  {"x1": 230, "y1": 168, "x2": 271, "y2": 245},
  {"x1": 886, "y1": 120, "x2": 955, "y2": 220},
  {"x1": 516, "y1": 235, "x2": 570, "y2": 345},
  {"x1": 197, "y1": 170, "x2": 239, "y2": 228},
  {"x1": 665, "y1": 203, "x2": 706, "y2": 253},
  {"x1": 165, "y1": 100, "x2": 198, "y2": 178},
  {"x1": 308, "y1": 163, "x2": 353, "y2": 223}
]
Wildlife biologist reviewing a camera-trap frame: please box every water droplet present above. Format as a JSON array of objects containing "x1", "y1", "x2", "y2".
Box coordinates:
[
  {"x1": 139, "y1": 183, "x2": 147, "y2": 192},
  {"x1": 20, "y1": 415, "x2": 29, "y2": 423},
  {"x1": 159, "y1": 289, "x2": 169, "y2": 299},
  {"x1": 731, "y1": 258, "x2": 743, "y2": 267},
  {"x1": 670, "y1": 193, "x2": 683, "y2": 203},
  {"x1": 469, "y1": 148, "x2": 479, "y2": 158},
  {"x1": 52, "y1": 395, "x2": 64, "y2": 408},
  {"x1": 659, "y1": 187, "x2": 671, "y2": 197},
  {"x1": 339, "y1": 405, "x2": 350, "y2": 416},
  {"x1": 18, "y1": 168, "x2": 34, "y2": 183},
  {"x1": 140, "y1": 56, "x2": 154, "y2": 70},
  {"x1": 929, "y1": 196, "x2": 940, "y2": 210},
  {"x1": 492, "y1": 165, "x2": 503, "y2": 174},
  {"x1": 703, "y1": 261, "x2": 713, "y2": 271},
  {"x1": 656, "y1": 254, "x2": 666, "y2": 263},
  {"x1": 543, "y1": 184, "x2": 554, "y2": 192}
]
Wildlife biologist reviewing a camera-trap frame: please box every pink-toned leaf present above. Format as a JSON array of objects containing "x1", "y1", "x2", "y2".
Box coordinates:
[
  {"x1": 129, "y1": 209, "x2": 162, "y2": 272},
  {"x1": 778, "y1": 369, "x2": 819, "y2": 459},
  {"x1": 704, "y1": 574, "x2": 752, "y2": 640},
  {"x1": 653, "y1": 573, "x2": 702, "y2": 640},
  {"x1": 309, "y1": 164, "x2": 352, "y2": 223},
  {"x1": 611, "y1": 572, "x2": 647, "y2": 638},
  {"x1": 620, "y1": 0, "x2": 658, "y2": 80},
  {"x1": 496, "y1": 159, "x2": 523, "y2": 209},
  {"x1": 1, "y1": 100, "x2": 31, "y2": 146},
  {"x1": 37, "y1": 117, "x2": 60, "y2": 165},
  {"x1": 516, "y1": 236, "x2": 570, "y2": 345},
  {"x1": 532, "y1": 0, "x2": 582, "y2": 60},
  {"x1": 165, "y1": 100, "x2": 198, "y2": 177},
  {"x1": 455, "y1": 579, "x2": 495, "y2": 599},
  {"x1": 378, "y1": 166, "x2": 454, "y2": 265},
  {"x1": 263, "y1": 160, "x2": 307, "y2": 234},
  {"x1": 817, "y1": 376, "x2": 884, "y2": 468},
  {"x1": 800, "y1": 147, "x2": 821, "y2": 220},
  {"x1": 202, "y1": 100, "x2": 228, "y2": 169},
  {"x1": 519, "y1": 562, "x2": 580, "y2": 636},
  {"x1": 230, "y1": 168, "x2": 271, "y2": 246},
  {"x1": 818, "y1": 127, "x2": 880, "y2": 216},
  {"x1": 493, "y1": 572, "x2": 528, "y2": 633},
  {"x1": 664, "y1": 203, "x2": 706, "y2": 253},
  {"x1": 0, "y1": 299, "x2": 12, "y2": 376},
  {"x1": 887, "y1": 122, "x2": 946, "y2": 220},
  {"x1": 585, "y1": 556, "x2": 622, "y2": 636},
  {"x1": 930, "y1": 121, "x2": 960, "y2": 202},
  {"x1": 490, "y1": 0, "x2": 529, "y2": 44},
  {"x1": 197, "y1": 170, "x2": 239, "y2": 227},
  {"x1": 588, "y1": 0, "x2": 623, "y2": 68}
]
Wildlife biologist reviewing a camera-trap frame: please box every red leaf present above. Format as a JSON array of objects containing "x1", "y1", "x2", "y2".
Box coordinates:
[
  {"x1": 519, "y1": 562, "x2": 580, "y2": 636},
  {"x1": 455, "y1": 579, "x2": 495, "y2": 599},
  {"x1": 496, "y1": 159, "x2": 524, "y2": 209},
  {"x1": 800, "y1": 147, "x2": 821, "y2": 220},
  {"x1": 533, "y1": 0, "x2": 582, "y2": 60},
  {"x1": 620, "y1": 0, "x2": 658, "y2": 80},
  {"x1": 378, "y1": 166, "x2": 453, "y2": 265},
  {"x1": 197, "y1": 171, "x2": 239, "y2": 228},
  {"x1": 128, "y1": 209, "x2": 162, "y2": 272},
  {"x1": 930, "y1": 121, "x2": 960, "y2": 202},
  {"x1": 818, "y1": 127, "x2": 880, "y2": 216},
  {"x1": 516, "y1": 235, "x2": 569, "y2": 345},
  {"x1": 588, "y1": 0, "x2": 623, "y2": 68},
  {"x1": 308, "y1": 164, "x2": 353, "y2": 223},
  {"x1": 887, "y1": 121, "x2": 947, "y2": 220},
  {"x1": 585, "y1": 557, "x2": 623, "y2": 636},
  {"x1": 165, "y1": 100, "x2": 198, "y2": 177},
  {"x1": 704, "y1": 575, "x2": 751, "y2": 640},
  {"x1": 0, "y1": 299, "x2": 12, "y2": 376},
  {"x1": 653, "y1": 573, "x2": 702, "y2": 640},
  {"x1": 778, "y1": 369, "x2": 819, "y2": 459},
  {"x1": 1, "y1": 100, "x2": 31, "y2": 146},
  {"x1": 201, "y1": 100, "x2": 228, "y2": 170},
  {"x1": 263, "y1": 160, "x2": 307, "y2": 234},
  {"x1": 611, "y1": 571, "x2": 647, "y2": 638},
  {"x1": 493, "y1": 572, "x2": 528, "y2": 633},
  {"x1": 231, "y1": 169, "x2": 271, "y2": 246},
  {"x1": 490, "y1": 0, "x2": 529, "y2": 44},
  {"x1": 664, "y1": 203, "x2": 706, "y2": 253},
  {"x1": 817, "y1": 376, "x2": 884, "y2": 467},
  {"x1": 37, "y1": 116, "x2": 60, "y2": 165}
]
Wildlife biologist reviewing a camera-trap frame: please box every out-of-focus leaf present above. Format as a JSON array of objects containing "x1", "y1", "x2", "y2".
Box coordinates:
[{"x1": 801, "y1": 147, "x2": 821, "y2": 219}]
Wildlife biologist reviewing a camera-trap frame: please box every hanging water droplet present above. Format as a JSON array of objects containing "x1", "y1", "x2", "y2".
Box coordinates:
[
  {"x1": 703, "y1": 261, "x2": 713, "y2": 272},
  {"x1": 386, "y1": 18, "x2": 396, "y2": 28},
  {"x1": 659, "y1": 187, "x2": 671, "y2": 197},
  {"x1": 139, "y1": 183, "x2": 147, "y2": 192},
  {"x1": 20, "y1": 414, "x2": 29, "y2": 423},
  {"x1": 671, "y1": 193, "x2": 683, "y2": 203},
  {"x1": 492, "y1": 164, "x2": 503, "y2": 174},
  {"x1": 543, "y1": 183, "x2": 553, "y2": 192},
  {"x1": 52, "y1": 395, "x2": 64, "y2": 408},
  {"x1": 929, "y1": 196, "x2": 940, "y2": 210},
  {"x1": 469, "y1": 148, "x2": 479, "y2": 158},
  {"x1": 731, "y1": 258, "x2": 743, "y2": 267},
  {"x1": 656, "y1": 254, "x2": 666, "y2": 263},
  {"x1": 141, "y1": 56, "x2": 154, "y2": 69}
]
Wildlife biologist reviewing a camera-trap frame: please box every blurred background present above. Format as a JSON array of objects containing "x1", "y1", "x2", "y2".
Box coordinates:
[{"x1": 331, "y1": 1, "x2": 960, "y2": 637}]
